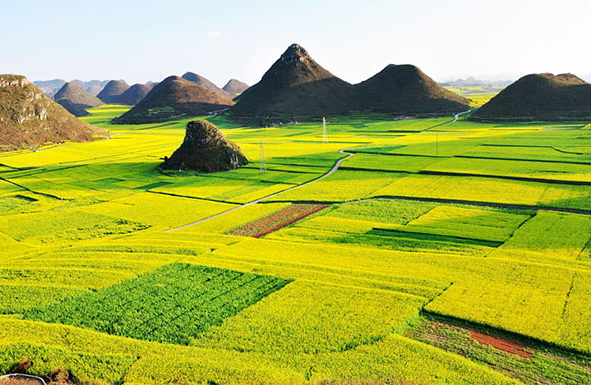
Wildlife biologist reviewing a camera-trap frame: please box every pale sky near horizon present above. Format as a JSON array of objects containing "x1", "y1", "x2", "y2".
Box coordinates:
[{"x1": 2, "y1": 0, "x2": 590, "y2": 86}]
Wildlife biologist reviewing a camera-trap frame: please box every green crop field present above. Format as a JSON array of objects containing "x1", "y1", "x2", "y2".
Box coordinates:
[{"x1": 1, "y1": 105, "x2": 591, "y2": 384}]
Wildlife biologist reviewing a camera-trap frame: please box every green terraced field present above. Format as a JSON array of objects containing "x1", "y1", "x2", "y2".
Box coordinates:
[{"x1": 1, "y1": 105, "x2": 591, "y2": 384}]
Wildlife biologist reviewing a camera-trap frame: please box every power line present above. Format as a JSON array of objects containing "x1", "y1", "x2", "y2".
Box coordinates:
[{"x1": 259, "y1": 138, "x2": 266, "y2": 174}]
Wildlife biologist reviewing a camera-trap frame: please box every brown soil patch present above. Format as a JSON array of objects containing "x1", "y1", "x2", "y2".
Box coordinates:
[{"x1": 470, "y1": 330, "x2": 534, "y2": 358}]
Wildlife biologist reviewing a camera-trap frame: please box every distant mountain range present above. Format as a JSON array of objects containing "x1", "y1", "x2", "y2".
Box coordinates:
[
  {"x1": 34, "y1": 75, "x2": 248, "y2": 102},
  {"x1": 439, "y1": 77, "x2": 513, "y2": 87},
  {"x1": 34, "y1": 79, "x2": 111, "y2": 97}
]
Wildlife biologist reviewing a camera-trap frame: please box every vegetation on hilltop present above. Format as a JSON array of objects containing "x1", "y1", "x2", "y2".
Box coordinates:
[
  {"x1": 355, "y1": 64, "x2": 469, "y2": 114},
  {"x1": 230, "y1": 44, "x2": 469, "y2": 123},
  {"x1": 472, "y1": 73, "x2": 591, "y2": 121},
  {"x1": 96, "y1": 80, "x2": 130, "y2": 104},
  {"x1": 161, "y1": 119, "x2": 248, "y2": 172},
  {"x1": 113, "y1": 76, "x2": 234, "y2": 124},
  {"x1": 0, "y1": 75, "x2": 105, "y2": 151}
]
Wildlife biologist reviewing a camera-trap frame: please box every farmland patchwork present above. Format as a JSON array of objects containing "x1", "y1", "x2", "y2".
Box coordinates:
[{"x1": 0, "y1": 105, "x2": 590, "y2": 384}]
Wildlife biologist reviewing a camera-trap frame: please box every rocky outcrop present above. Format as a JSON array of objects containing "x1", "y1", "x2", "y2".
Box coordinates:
[
  {"x1": 0, "y1": 74, "x2": 105, "y2": 151},
  {"x1": 160, "y1": 120, "x2": 247, "y2": 172}
]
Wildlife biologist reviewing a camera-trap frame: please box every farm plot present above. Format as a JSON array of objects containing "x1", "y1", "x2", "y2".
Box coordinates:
[
  {"x1": 78, "y1": 192, "x2": 236, "y2": 228},
  {"x1": 0, "y1": 209, "x2": 149, "y2": 244},
  {"x1": 192, "y1": 279, "x2": 427, "y2": 354},
  {"x1": 371, "y1": 173, "x2": 591, "y2": 211},
  {"x1": 266, "y1": 213, "x2": 497, "y2": 256},
  {"x1": 424, "y1": 156, "x2": 591, "y2": 183},
  {"x1": 25, "y1": 263, "x2": 291, "y2": 345},
  {"x1": 227, "y1": 203, "x2": 329, "y2": 237},
  {"x1": 341, "y1": 153, "x2": 443, "y2": 173},
  {"x1": 487, "y1": 211, "x2": 591, "y2": 262},
  {"x1": 407, "y1": 315, "x2": 591, "y2": 385},
  {"x1": 386, "y1": 206, "x2": 531, "y2": 243},
  {"x1": 267, "y1": 201, "x2": 529, "y2": 254},
  {"x1": 271, "y1": 170, "x2": 405, "y2": 202}
]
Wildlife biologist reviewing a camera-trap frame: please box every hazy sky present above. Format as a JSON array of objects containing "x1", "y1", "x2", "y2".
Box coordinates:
[{"x1": 2, "y1": 0, "x2": 591, "y2": 86}]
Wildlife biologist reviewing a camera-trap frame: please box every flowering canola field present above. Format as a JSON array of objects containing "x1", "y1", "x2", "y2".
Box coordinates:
[{"x1": 0, "y1": 105, "x2": 590, "y2": 384}]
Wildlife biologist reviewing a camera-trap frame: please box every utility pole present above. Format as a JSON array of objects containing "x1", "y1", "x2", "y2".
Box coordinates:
[
  {"x1": 259, "y1": 139, "x2": 266, "y2": 174},
  {"x1": 322, "y1": 117, "x2": 328, "y2": 144}
]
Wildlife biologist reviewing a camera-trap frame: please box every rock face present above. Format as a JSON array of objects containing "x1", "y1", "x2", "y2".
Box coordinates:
[
  {"x1": 161, "y1": 120, "x2": 247, "y2": 172},
  {"x1": 222, "y1": 79, "x2": 249, "y2": 97},
  {"x1": 116, "y1": 83, "x2": 155, "y2": 105},
  {"x1": 97, "y1": 80, "x2": 130, "y2": 104},
  {"x1": 114, "y1": 76, "x2": 234, "y2": 124},
  {"x1": 182, "y1": 72, "x2": 234, "y2": 99},
  {"x1": 0, "y1": 74, "x2": 105, "y2": 151},
  {"x1": 230, "y1": 44, "x2": 468, "y2": 123},
  {"x1": 231, "y1": 44, "x2": 356, "y2": 122},
  {"x1": 355, "y1": 64, "x2": 470, "y2": 114},
  {"x1": 471, "y1": 73, "x2": 591, "y2": 121}
]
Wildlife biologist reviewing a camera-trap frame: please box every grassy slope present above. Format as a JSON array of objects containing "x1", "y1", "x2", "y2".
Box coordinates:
[{"x1": 0, "y1": 105, "x2": 589, "y2": 384}]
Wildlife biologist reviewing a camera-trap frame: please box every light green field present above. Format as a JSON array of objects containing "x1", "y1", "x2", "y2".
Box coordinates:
[
  {"x1": 444, "y1": 85, "x2": 505, "y2": 106},
  {"x1": 1, "y1": 105, "x2": 591, "y2": 384}
]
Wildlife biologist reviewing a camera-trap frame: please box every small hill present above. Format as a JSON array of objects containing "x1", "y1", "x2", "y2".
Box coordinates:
[
  {"x1": 116, "y1": 83, "x2": 155, "y2": 105},
  {"x1": 471, "y1": 73, "x2": 591, "y2": 121},
  {"x1": 161, "y1": 120, "x2": 247, "y2": 172},
  {"x1": 231, "y1": 44, "x2": 355, "y2": 122},
  {"x1": 97, "y1": 80, "x2": 130, "y2": 104},
  {"x1": 53, "y1": 82, "x2": 103, "y2": 116},
  {"x1": 0, "y1": 75, "x2": 105, "y2": 151},
  {"x1": 182, "y1": 72, "x2": 235, "y2": 99},
  {"x1": 113, "y1": 76, "x2": 234, "y2": 124},
  {"x1": 222, "y1": 79, "x2": 249, "y2": 96},
  {"x1": 355, "y1": 64, "x2": 470, "y2": 114}
]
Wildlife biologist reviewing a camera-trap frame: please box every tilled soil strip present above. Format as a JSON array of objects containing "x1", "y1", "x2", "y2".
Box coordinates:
[{"x1": 228, "y1": 204, "x2": 329, "y2": 238}]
